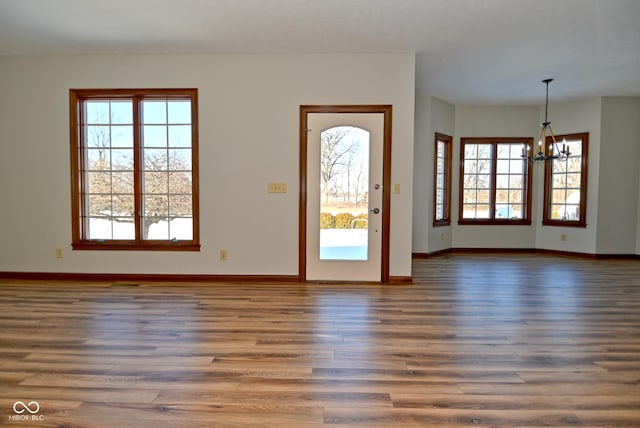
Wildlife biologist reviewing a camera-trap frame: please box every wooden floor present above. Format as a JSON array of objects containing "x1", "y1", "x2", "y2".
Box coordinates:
[{"x1": 1, "y1": 254, "x2": 639, "y2": 427}]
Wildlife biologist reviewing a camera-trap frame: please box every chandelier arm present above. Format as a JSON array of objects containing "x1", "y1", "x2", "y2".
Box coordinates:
[{"x1": 547, "y1": 124, "x2": 559, "y2": 145}]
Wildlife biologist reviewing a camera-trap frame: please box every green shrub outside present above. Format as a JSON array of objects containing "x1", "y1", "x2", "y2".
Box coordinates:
[
  {"x1": 334, "y1": 212, "x2": 354, "y2": 229},
  {"x1": 353, "y1": 213, "x2": 368, "y2": 229},
  {"x1": 320, "y1": 212, "x2": 369, "y2": 229},
  {"x1": 320, "y1": 212, "x2": 335, "y2": 229}
]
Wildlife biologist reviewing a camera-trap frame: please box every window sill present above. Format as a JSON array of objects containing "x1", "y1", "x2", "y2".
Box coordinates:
[
  {"x1": 72, "y1": 241, "x2": 201, "y2": 251},
  {"x1": 542, "y1": 220, "x2": 587, "y2": 228},
  {"x1": 458, "y1": 219, "x2": 532, "y2": 226}
]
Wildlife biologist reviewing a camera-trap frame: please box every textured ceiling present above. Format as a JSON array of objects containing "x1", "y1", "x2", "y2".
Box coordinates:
[{"x1": 1, "y1": 0, "x2": 639, "y2": 104}]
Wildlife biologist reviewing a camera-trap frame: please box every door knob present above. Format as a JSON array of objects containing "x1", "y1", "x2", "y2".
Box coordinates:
[{"x1": 370, "y1": 208, "x2": 380, "y2": 214}]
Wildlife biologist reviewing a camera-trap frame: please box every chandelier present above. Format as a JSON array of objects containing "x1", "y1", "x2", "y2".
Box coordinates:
[{"x1": 522, "y1": 78, "x2": 570, "y2": 162}]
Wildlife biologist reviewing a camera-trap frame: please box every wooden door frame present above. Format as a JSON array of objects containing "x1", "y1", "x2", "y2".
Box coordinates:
[{"x1": 299, "y1": 105, "x2": 393, "y2": 283}]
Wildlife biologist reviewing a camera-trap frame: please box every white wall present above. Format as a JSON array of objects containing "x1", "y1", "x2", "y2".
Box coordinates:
[
  {"x1": 452, "y1": 105, "x2": 539, "y2": 248},
  {"x1": 0, "y1": 53, "x2": 415, "y2": 277},
  {"x1": 535, "y1": 98, "x2": 601, "y2": 254},
  {"x1": 597, "y1": 97, "x2": 640, "y2": 254},
  {"x1": 412, "y1": 96, "x2": 455, "y2": 254},
  {"x1": 412, "y1": 95, "x2": 432, "y2": 253},
  {"x1": 427, "y1": 97, "x2": 455, "y2": 252}
]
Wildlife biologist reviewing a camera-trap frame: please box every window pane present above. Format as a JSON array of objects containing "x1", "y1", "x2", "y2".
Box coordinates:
[
  {"x1": 110, "y1": 101, "x2": 133, "y2": 124},
  {"x1": 143, "y1": 101, "x2": 167, "y2": 124},
  {"x1": 462, "y1": 204, "x2": 477, "y2": 218},
  {"x1": 496, "y1": 175, "x2": 509, "y2": 188},
  {"x1": 170, "y1": 195, "x2": 193, "y2": 216},
  {"x1": 476, "y1": 205, "x2": 490, "y2": 218},
  {"x1": 144, "y1": 171, "x2": 169, "y2": 194},
  {"x1": 551, "y1": 205, "x2": 564, "y2": 219},
  {"x1": 496, "y1": 160, "x2": 509, "y2": 174},
  {"x1": 167, "y1": 101, "x2": 191, "y2": 124},
  {"x1": 463, "y1": 189, "x2": 476, "y2": 203},
  {"x1": 477, "y1": 175, "x2": 491, "y2": 188},
  {"x1": 144, "y1": 149, "x2": 169, "y2": 170},
  {"x1": 477, "y1": 190, "x2": 490, "y2": 203},
  {"x1": 168, "y1": 125, "x2": 192, "y2": 147},
  {"x1": 112, "y1": 194, "x2": 134, "y2": 217},
  {"x1": 464, "y1": 160, "x2": 478, "y2": 174},
  {"x1": 462, "y1": 175, "x2": 476, "y2": 189},
  {"x1": 567, "y1": 140, "x2": 582, "y2": 156},
  {"x1": 495, "y1": 204, "x2": 510, "y2": 218},
  {"x1": 112, "y1": 149, "x2": 134, "y2": 170},
  {"x1": 169, "y1": 149, "x2": 192, "y2": 170},
  {"x1": 169, "y1": 171, "x2": 192, "y2": 194},
  {"x1": 564, "y1": 204, "x2": 580, "y2": 220},
  {"x1": 553, "y1": 189, "x2": 566, "y2": 203},
  {"x1": 86, "y1": 126, "x2": 110, "y2": 147},
  {"x1": 88, "y1": 172, "x2": 112, "y2": 194},
  {"x1": 495, "y1": 190, "x2": 508, "y2": 203},
  {"x1": 112, "y1": 126, "x2": 133, "y2": 147},
  {"x1": 87, "y1": 149, "x2": 110, "y2": 170},
  {"x1": 112, "y1": 171, "x2": 134, "y2": 194},
  {"x1": 566, "y1": 173, "x2": 581, "y2": 187},
  {"x1": 144, "y1": 195, "x2": 169, "y2": 216},
  {"x1": 477, "y1": 145, "x2": 491, "y2": 159},
  {"x1": 509, "y1": 191, "x2": 522, "y2": 204},
  {"x1": 567, "y1": 157, "x2": 582, "y2": 172},
  {"x1": 465, "y1": 144, "x2": 477, "y2": 158},
  {"x1": 553, "y1": 160, "x2": 567, "y2": 173},
  {"x1": 112, "y1": 219, "x2": 135, "y2": 239},
  {"x1": 88, "y1": 194, "x2": 111, "y2": 216},
  {"x1": 86, "y1": 102, "x2": 110, "y2": 124},
  {"x1": 510, "y1": 206, "x2": 523, "y2": 219},
  {"x1": 509, "y1": 175, "x2": 522, "y2": 188},
  {"x1": 169, "y1": 218, "x2": 193, "y2": 240},
  {"x1": 497, "y1": 144, "x2": 510, "y2": 158},
  {"x1": 144, "y1": 125, "x2": 168, "y2": 147},
  {"x1": 478, "y1": 160, "x2": 491, "y2": 174},
  {"x1": 88, "y1": 218, "x2": 112, "y2": 239},
  {"x1": 553, "y1": 174, "x2": 566, "y2": 187},
  {"x1": 509, "y1": 160, "x2": 523, "y2": 174},
  {"x1": 146, "y1": 219, "x2": 169, "y2": 240}
]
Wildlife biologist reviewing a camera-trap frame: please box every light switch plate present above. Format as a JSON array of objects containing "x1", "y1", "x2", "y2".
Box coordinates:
[{"x1": 268, "y1": 182, "x2": 287, "y2": 193}]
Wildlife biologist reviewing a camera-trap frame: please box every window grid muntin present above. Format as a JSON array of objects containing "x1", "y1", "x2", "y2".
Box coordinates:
[
  {"x1": 459, "y1": 138, "x2": 532, "y2": 225},
  {"x1": 433, "y1": 133, "x2": 452, "y2": 226},
  {"x1": 83, "y1": 99, "x2": 136, "y2": 240},
  {"x1": 543, "y1": 133, "x2": 588, "y2": 227},
  {"x1": 70, "y1": 88, "x2": 199, "y2": 250},
  {"x1": 462, "y1": 143, "x2": 493, "y2": 220},
  {"x1": 141, "y1": 99, "x2": 194, "y2": 240},
  {"x1": 495, "y1": 144, "x2": 525, "y2": 220}
]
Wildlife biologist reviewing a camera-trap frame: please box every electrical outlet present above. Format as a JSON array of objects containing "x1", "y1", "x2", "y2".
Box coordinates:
[
  {"x1": 440, "y1": 233, "x2": 445, "y2": 241},
  {"x1": 219, "y1": 249, "x2": 228, "y2": 261},
  {"x1": 55, "y1": 248, "x2": 64, "y2": 259},
  {"x1": 560, "y1": 233, "x2": 567, "y2": 242}
]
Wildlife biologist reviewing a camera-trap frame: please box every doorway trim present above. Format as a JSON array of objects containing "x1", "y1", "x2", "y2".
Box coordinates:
[{"x1": 299, "y1": 105, "x2": 392, "y2": 283}]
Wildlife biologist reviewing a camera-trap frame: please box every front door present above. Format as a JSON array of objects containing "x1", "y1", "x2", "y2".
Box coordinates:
[{"x1": 300, "y1": 106, "x2": 391, "y2": 282}]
